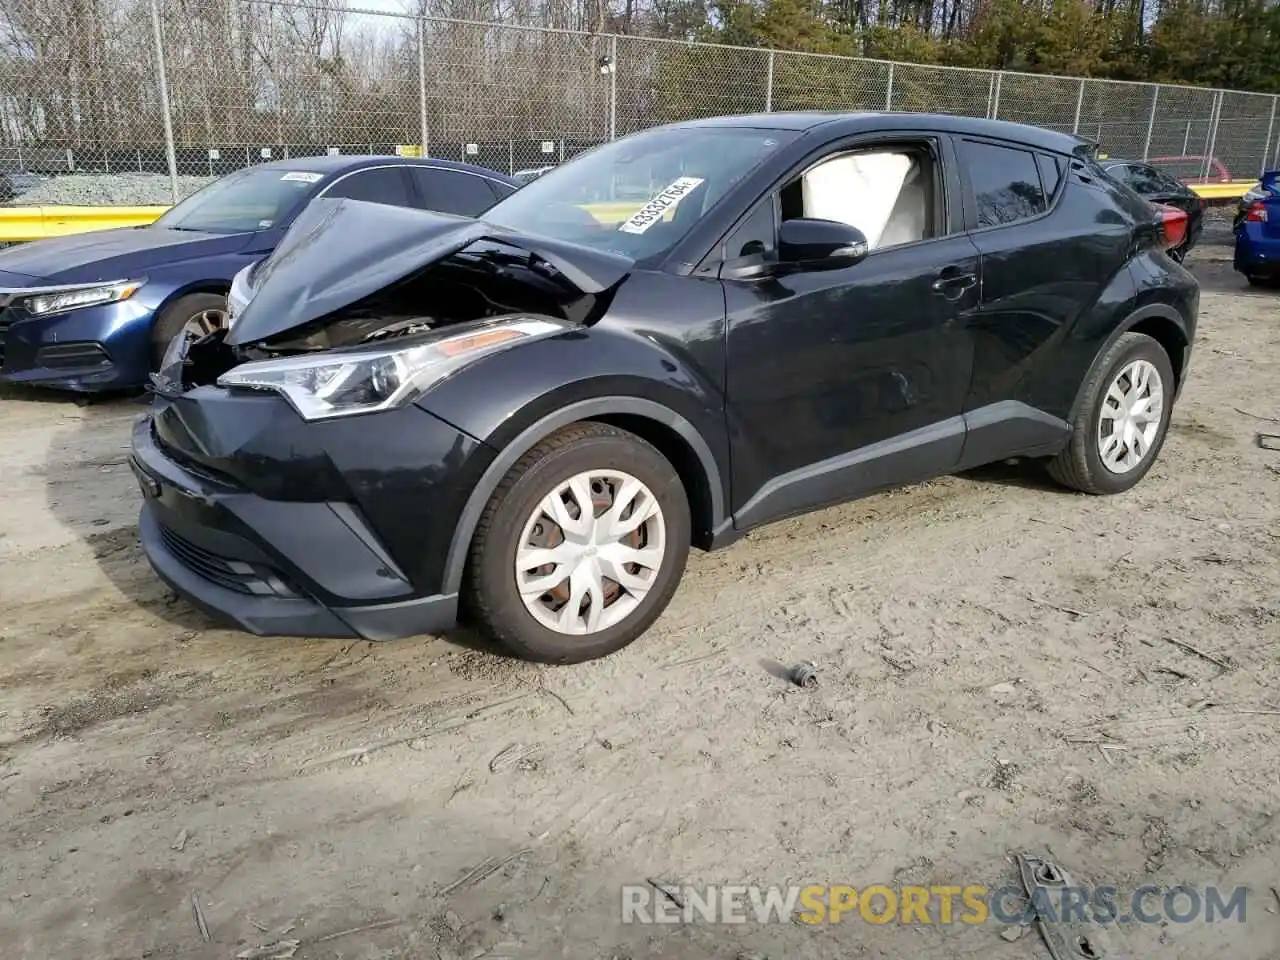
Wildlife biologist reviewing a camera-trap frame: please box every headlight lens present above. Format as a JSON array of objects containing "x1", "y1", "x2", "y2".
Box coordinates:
[
  {"x1": 24, "y1": 279, "x2": 143, "y2": 316},
  {"x1": 217, "y1": 316, "x2": 571, "y2": 421}
]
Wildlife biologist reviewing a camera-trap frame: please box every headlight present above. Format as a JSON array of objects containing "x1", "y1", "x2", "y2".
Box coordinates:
[
  {"x1": 23, "y1": 279, "x2": 143, "y2": 316},
  {"x1": 217, "y1": 316, "x2": 571, "y2": 421},
  {"x1": 226, "y1": 264, "x2": 254, "y2": 330}
]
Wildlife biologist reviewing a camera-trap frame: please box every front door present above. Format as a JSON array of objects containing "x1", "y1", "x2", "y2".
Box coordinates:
[{"x1": 721, "y1": 136, "x2": 981, "y2": 530}]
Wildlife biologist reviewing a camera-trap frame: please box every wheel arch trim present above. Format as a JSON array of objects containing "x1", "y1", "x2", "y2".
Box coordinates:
[
  {"x1": 440, "y1": 396, "x2": 727, "y2": 594},
  {"x1": 1069, "y1": 302, "x2": 1190, "y2": 422}
]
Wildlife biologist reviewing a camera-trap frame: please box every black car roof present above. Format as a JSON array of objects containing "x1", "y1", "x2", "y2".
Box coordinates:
[
  {"x1": 251, "y1": 154, "x2": 518, "y2": 183},
  {"x1": 668, "y1": 111, "x2": 1091, "y2": 156}
]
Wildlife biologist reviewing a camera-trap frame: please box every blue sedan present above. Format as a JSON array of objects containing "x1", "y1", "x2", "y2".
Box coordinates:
[
  {"x1": 0, "y1": 156, "x2": 519, "y2": 392},
  {"x1": 1233, "y1": 170, "x2": 1280, "y2": 287}
]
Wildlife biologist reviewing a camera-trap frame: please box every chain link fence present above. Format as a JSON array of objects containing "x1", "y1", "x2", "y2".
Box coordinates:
[{"x1": 1, "y1": 0, "x2": 1278, "y2": 204}]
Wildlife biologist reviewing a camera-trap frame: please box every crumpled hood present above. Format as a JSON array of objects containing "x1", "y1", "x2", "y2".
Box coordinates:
[
  {"x1": 225, "y1": 198, "x2": 634, "y2": 346},
  {"x1": 0, "y1": 225, "x2": 252, "y2": 284}
]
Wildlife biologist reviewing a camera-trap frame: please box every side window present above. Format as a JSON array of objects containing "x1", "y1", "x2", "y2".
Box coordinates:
[
  {"x1": 487, "y1": 179, "x2": 519, "y2": 204},
  {"x1": 325, "y1": 167, "x2": 414, "y2": 207},
  {"x1": 723, "y1": 198, "x2": 777, "y2": 259},
  {"x1": 1127, "y1": 164, "x2": 1167, "y2": 194},
  {"x1": 778, "y1": 144, "x2": 938, "y2": 250},
  {"x1": 959, "y1": 140, "x2": 1046, "y2": 228},
  {"x1": 1036, "y1": 153, "x2": 1063, "y2": 200},
  {"x1": 411, "y1": 168, "x2": 504, "y2": 217}
]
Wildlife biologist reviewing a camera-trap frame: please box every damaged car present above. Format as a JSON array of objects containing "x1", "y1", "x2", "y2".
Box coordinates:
[{"x1": 131, "y1": 112, "x2": 1198, "y2": 663}]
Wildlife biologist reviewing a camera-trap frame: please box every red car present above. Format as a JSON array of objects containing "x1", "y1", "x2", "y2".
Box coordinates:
[{"x1": 1147, "y1": 155, "x2": 1234, "y2": 184}]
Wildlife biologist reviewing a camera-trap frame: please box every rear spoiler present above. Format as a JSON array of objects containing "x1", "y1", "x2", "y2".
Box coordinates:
[{"x1": 1070, "y1": 136, "x2": 1101, "y2": 160}]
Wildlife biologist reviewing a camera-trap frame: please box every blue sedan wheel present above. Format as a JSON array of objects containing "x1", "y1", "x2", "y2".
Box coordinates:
[{"x1": 151, "y1": 292, "x2": 228, "y2": 369}]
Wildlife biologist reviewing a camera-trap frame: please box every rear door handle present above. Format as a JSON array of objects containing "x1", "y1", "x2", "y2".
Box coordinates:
[{"x1": 931, "y1": 267, "x2": 977, "y2": 299}]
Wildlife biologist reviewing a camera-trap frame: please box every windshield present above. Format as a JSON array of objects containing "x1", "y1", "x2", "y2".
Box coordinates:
[
  {"x1": 483, "y1": 126, "x2": 798, "y2": 262},
  {"x1": 154, "y1": 166, "x2": 324, "y2": 233}
]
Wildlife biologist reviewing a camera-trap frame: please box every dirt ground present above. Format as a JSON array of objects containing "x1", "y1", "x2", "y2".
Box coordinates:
[{"x1": 1, "y1": 237, "x2": 1278, "y2": 960}]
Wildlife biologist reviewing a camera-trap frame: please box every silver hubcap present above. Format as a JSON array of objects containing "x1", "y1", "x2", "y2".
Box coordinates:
[
  {"x1": 182, "y1": 308, "x2": 228, "y2": 338},
  {"x1": 1097, "y1": 359, "x2": 1164, "y2": 474},
  {"x1": 515, "y1": 470, "x2": 666, "y2": 636}
]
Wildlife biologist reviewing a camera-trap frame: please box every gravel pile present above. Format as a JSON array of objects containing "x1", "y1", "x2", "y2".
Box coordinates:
[{"x1": 10, "y1": 173, "x2": 213, "y2": 207}]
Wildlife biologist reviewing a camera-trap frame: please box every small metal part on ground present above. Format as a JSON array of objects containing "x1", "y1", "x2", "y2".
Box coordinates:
[{"x1": 788, "y1": 662, "x2": 818, "y2": 689}]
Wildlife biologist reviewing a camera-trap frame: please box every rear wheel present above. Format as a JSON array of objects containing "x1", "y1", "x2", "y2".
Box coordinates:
[
  {"x1": 1047, "y1": 332, "x2": 1175, "y2": 495},
  {"x1": 150, "y1": 293, "x2": 229, "y2": 369},
  {"x1": 463, "y1": 422, "x2": 691, "y2": 664}
]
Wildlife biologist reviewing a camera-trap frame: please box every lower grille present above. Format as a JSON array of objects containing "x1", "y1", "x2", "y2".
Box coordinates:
[
  {"x1": 158, "y1": 524, "x2": 298, "y2": 598},
  {"x1": 0, "y1": 317, "x2": 10, "y2": 367}
]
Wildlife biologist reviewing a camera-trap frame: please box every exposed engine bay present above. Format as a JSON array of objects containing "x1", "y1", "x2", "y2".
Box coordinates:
[{"x1": 165, "y1": 238, "x2": 608, "y2": 393}]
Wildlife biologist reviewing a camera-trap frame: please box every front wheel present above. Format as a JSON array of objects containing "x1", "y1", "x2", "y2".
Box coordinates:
[
  {"x1": 463, "y1": 422, "x2": 692, "y2": 664},
  {"x1": 1047, "y1": 332, "x2": 1175, "y2": 495},
  {"x1": 150, "y1": 292, "x2": 229, "y2": 369}
]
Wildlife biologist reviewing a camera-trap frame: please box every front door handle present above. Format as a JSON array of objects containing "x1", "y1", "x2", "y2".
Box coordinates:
[{"x1": 931, "y1": 266, "x2": 977, "y2": 299}]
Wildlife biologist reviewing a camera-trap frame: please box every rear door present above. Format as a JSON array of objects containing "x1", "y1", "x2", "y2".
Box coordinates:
[{"x1": 954, "y1": 136, "x2": 1120, "y2": 460}]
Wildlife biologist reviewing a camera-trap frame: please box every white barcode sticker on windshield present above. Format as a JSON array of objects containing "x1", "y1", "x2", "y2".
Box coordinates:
[
  {"x1": 280, "y1": 171, "x2": 323, "y2": 183},
  {"x1": 617, "y1": 177, "x2": 705, "y2": 235}
]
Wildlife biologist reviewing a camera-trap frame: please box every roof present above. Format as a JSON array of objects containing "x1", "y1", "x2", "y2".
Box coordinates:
[
  {"x1": 668, "y1": 111, "x2": 1090, "y2": 155},
  {"x1": 252, "y1": 154, "x2": 518, "y2": 183}
]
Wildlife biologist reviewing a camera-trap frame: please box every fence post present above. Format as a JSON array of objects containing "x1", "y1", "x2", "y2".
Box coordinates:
[
  {"x1": 1203, "y1": 89, "x2": 1223, "y2": 180},
  {"x1": 608, "y1": 34, "x2": 618, "y2": 141},
  {"x1": 985, "y1": 73, "x2": 995, "y2": 118},
  {"x1": 1072, "y1": 78, "x2": 1084, "y2": 134},
  {"x1": 990, "y1": 72, "x2": 1003, "y2": 120},
  {"x1": 885, "y1": 63, "x2": 894, "y2": 111},
  {"x1": 1261, "y1": 96, "x2": 1277, "y2": 176},
  {"x1": 1182, "y1": 121, "x2": 1191, "y2": 154},
  {"x1": 148, "y1": 0, "x2": 179, "y2": 202},
  {"x1": 417, "y1": 17, "x2": 429, "y2": 157},
  {"x1": 765, "y1": 50, "x2": 774, "y2": 112},
  {"x1": 1142, "y1": 86, "x2": 1159, "y2": 161}
]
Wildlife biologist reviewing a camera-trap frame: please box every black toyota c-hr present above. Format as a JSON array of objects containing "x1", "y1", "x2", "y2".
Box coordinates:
[{"x1": 131, "y1": 111, "x2": 1198, "y2": 664}]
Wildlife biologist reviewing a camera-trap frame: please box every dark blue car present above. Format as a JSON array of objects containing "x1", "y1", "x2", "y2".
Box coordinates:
[
  {"x1": 0, "y1": 156, "x2": 519, "y2": 392},
  {"x1": 1234, "y1": 170, "x2": 1280, "y2": 287}
]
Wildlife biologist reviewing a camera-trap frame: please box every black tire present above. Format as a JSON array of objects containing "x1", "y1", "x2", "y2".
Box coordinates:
[
  {"x1": 150, "y1": 292, "x2": 228, "y2": 369},
  {"x1": 1246, "y1": 275, "x2": 1272, "y2": 288},
  {"x1": 1047, "y1": 332, "x2": 1176, "y2": 495},
  {"x1": 463, "y1": 422, "x2": 692, "y2": 664}
]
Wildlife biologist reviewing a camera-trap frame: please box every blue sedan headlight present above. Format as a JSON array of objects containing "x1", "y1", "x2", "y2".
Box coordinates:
[{"x1": 23, "y1": 279, "x2": 144, "y2": 316}]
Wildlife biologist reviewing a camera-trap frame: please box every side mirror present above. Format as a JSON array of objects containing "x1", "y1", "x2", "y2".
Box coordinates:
[{"x1": 778, "y1": 218, "x2": 869, "y2": 271}]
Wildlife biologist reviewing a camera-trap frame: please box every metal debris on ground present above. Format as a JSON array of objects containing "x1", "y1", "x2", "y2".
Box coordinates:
[
  {"x1": 235, "y1": 941, "x2": 300, "y2": 959},
  {"x1": 999, "y1": 924, "x2": 1027, "y2": 941},
  {"x1": 1014, "y1": 853, "x2": 1111, "y2": 960},
  {"x1": 170, "y1": 827, "x2": 188, "y2": 851},
  {"x1": 647, "y1": 877, "x2": 686, "y2": 910},
  {"x1": 788, "y1": 662, "x2": 818, "y2": 689},
  {"x1": 190, "y1": 889, "x2": 211, "y2": 942}
]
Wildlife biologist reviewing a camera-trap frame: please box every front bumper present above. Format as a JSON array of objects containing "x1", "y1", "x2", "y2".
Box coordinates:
[
  {"x1": 0, "y1": 298, "x2": 155, "y2": 391},
  {"x1": 130, "y1": 407, "x2": 471, "y2": 641}
]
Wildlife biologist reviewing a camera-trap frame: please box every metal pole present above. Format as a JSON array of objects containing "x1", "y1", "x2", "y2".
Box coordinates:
[
  {"x1": 608, "y1": 35, "x2": 618, "y2": 141},
  {"x1": 1142, "y1": 86, "x2": 1159, "y2": 161},
  {"x1": 508, "y1": 140, "x2": 513, "y2": 175},
  {"x1": 985, "y1": 73, "x2": 994, "y2": 118},
  {"x1": 764, "y1": 50, "x2": 774, "y2": 113},
  {"x1": 417, "y1": 17, "x2": 429, "y2": 157},
  {"x1": 148, "y1": 0, "x2": 179, "y2": 203},
  {"x1": 885, "y1": 62, "x2": 894, "y2": 111},
  {"x1": 1072, "y1": 78, "x2": 1084, "y2": 135},
  {"x1": 1182, "y1": 121, "x2": 1191, "y2": 154},
  {"x1": 1202, "y1": 90, "x2": 1222, "y2": 181},
  {"x1": 1261, "y1": 96, "x2": 1277, "y2": 176},
  {"x1": 990, "y1": 72, "x2": 1002, "y2": 120}
]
